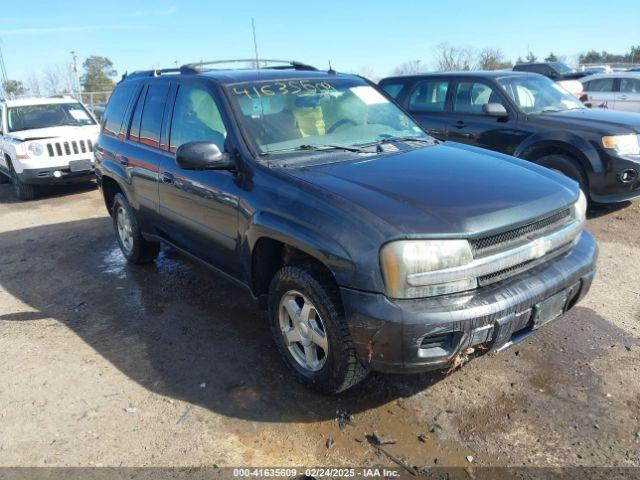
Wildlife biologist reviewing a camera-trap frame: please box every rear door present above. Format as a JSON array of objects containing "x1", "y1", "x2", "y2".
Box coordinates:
[
  {"x1": 157, "y1": 80, "x2": 241, "y2": 276},
  {"x1": 445, "y1": 78, "x2": 523, "y2": 155},
  {"x1": 403, "y1": 78, "x2": 452, "y2": 140},
  {"x1": 582, "y1": 77, "x2": 617, "y2": 109},
  {"x1": 615, "y1": 77, "x2": 640, "y2": 113}
]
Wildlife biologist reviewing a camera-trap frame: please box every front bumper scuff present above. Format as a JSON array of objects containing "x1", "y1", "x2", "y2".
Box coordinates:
[{"x1": 340, "y1": 231, "x2": 598, "y2": 373}]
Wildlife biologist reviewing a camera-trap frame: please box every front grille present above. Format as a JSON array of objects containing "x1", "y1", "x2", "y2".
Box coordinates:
[
  {"x1": 45, "y1": 139, "x2": 94, "y2": 157},
  {"x1": 471, "y1": 209, "x2": 572, "y2": 258}
]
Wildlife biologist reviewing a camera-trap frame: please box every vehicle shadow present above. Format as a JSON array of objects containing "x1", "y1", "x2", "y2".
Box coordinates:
[
  {"x1": 0, "y1": 181, "x2": 96, "y2": 204},
  {"x1": 587, "y1": 199, "x2": 633, "y2": 220},
  {"x1": 0, "y1": 217, "x2": 443, "y2": 423}
]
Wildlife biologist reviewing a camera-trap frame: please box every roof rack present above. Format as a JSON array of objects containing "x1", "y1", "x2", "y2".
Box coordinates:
[
  {"x1": 119, "y1": 67, "x2": 186, "y2": 83},
  {"x1": 180, "y1": 59, "x2": 317, "y2": 73}
]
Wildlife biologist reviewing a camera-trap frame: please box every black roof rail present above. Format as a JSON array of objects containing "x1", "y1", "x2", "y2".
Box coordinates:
[
  {"x1": 181, "y1": 59, "x2": 317, "y2": 72},
  {"x1": 118, "y1": 67, "x2": 185, "y2": 84}
]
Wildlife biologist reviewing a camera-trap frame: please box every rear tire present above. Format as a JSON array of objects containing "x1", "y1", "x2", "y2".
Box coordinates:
[
  {"x1": 111, "y1": 193, "x2": 160, "y2": 264},
  {"x1": 268, "y1": 265, "x2": 369, "y2": 394},
  {"x1": 537, "y1": 154, "x2": 588, "y2": 197},
  {"x1": 7, "y1": 159, "x2": 37, "y2": 201}
]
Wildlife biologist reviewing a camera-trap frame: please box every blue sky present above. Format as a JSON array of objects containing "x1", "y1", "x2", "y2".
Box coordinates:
[{"x1": 1, "y1": 0, "x2": 639, "y2": 85}]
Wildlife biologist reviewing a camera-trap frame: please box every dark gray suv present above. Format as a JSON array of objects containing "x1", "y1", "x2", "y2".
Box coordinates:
[{"x1": 95, "y1": 60, "x2": 597, "y2": 393}]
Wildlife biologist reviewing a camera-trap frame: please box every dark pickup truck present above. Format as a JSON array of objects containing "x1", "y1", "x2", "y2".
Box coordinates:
[
  {"x1": 95, "y1": 60, "x2": 597, "y2": 393},
  {"x1": 379, "y1": 71, "x2": 640, "y2": 203}
]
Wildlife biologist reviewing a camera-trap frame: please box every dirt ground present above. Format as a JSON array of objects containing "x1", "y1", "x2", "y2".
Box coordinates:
[{"x1": 0, "y1": 182, "x2": 638, "y2": 471}]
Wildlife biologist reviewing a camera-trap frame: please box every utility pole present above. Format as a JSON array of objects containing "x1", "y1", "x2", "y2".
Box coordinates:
[
  {"x1": 0, "y1": 38, "x2": 8, "y2": 97},
  {"x1": 70, "y1": 51, "x2": 81, "y2": 101}
]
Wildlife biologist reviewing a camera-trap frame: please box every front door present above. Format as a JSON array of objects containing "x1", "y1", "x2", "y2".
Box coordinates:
[
  {"x1": 616, "y1": 77, "x2": 640, "y2": 113},
  {"x1": 157, "y1": 82, "x2": 241, "y2": 277},
  {"x1": 582, "y1": 77, "x2": 617, "y2": 110},
  {"x1": 445, "y1": 79, "x2": 523, "y2": 155}
]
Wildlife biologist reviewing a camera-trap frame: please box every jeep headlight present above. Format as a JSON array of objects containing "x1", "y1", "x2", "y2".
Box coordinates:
[
  {"x1": 380, "y1": 240, "x2": 476, "y2": 299},
  {"x1": 602, "y1": 134, "x2": 640, "y2": 155},
  {"x1": 28, "y1": 142, "x2": 44, "y2": 156},
  {"x1": 571, "y1": 189, "x2": 587, "y2": 223}
]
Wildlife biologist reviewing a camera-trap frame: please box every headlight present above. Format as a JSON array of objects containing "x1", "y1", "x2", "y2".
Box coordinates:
[
  {"x1": 28, "y1": 142, "x2": 44, "y2": 156},
  {"x1": 571, "y1": 189, "x2": 587, "y2": 223},
  {"x1": 380, "y1": 240, "x2": 476, "y2": 299},
  {"x1": 602, "y1": 134, "x2": 640, "y2": 155}
]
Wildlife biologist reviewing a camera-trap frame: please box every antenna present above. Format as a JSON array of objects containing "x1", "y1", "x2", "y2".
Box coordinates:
[
  {"x1": 251, "y1": 18, "x2": 260, "y2": 70},
  {"x1": 328, "y1": 59, "x2": 335, "y2": 75}
]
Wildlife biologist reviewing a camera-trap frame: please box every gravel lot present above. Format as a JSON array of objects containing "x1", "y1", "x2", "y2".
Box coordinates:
[{"x1": 0, "y1": 182, "x2": 638, "y2": 469}]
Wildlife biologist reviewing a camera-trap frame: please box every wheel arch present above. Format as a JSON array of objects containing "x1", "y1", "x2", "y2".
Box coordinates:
[{"x1": 515, "y1": 135, "x2": 603, "y2": 175}]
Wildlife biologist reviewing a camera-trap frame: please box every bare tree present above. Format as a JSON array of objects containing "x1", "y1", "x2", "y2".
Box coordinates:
[
  {"x1": 391, "y1": 60, "x2": 423, "y2": 76},
  {"x1": 433, "y1": 43, "x2": 475, "y2": 71},
  {"x1": 477, "y1": 48, "x2": 512, "y2": 70},
  {"x1": 354, "y1": 65, "x2": 378, "y2": 82},
  {"x1": 42, "y1": 64, "x2": 75, "y2": 95},
  {"x1": 26, "y1": 74, "x2": 42, "y2": 96}
]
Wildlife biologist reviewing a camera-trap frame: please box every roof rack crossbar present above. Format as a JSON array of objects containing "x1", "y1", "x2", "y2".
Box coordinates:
[{"x1": 181, "y1": 59, "x2": 317, "y2": 72}]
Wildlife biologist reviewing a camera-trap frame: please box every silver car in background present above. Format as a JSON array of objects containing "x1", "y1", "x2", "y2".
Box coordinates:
[{"x1": 580, "y1": 73, "x2": 640, "y2": 112}]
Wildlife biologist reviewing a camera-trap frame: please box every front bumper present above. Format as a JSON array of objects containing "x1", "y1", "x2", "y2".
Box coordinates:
[
  {"x1": 18, "y1": 165, "x2": 94, "y2": 185},
  {"x1": 589, "y1": 150, "x2": 640, "y2": 203},
  {"x1": 341, "y1": 231, "x2": 598, "y2": 373}
]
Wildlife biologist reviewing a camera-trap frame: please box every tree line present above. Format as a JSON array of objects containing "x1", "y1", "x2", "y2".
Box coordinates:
[{"x1": 1, "y1": 55, "x2": 117, "y2": 99}]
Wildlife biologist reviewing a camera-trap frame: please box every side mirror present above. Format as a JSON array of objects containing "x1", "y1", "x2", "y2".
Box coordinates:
[
  {"x1": 483, "y1": 103, "x2": 508, "y2": 117},
  {"x1": 175, "y1": 141, "x2": 234, "y2": 170}
]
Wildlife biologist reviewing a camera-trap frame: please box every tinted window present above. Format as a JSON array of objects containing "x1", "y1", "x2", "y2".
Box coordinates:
[
  {"x1": 408, "y1": 80, "x2": 449, "y2": 112},
  {"x1": 583, "y1": 78, "x2": 614, "y2": 92},
  {"x1": 128, "y1": 87, "x2": 146, "y2": 142},
  {"x1": 103, "y1": 84, "x2": 135, "y2": 137},
  {"x1": 381, "y1": 83, "x2": 405, "y2": 99},
  {"x1": 139, "y1": 84, "x2": 170, "y2": 148},
  {"x1": 620, "y1": 78, "x2": 640, "y2": 93},
  {"x1": 453, "y1": 81, "x2": 503, "y2": 114},
  {"x1": 169, "y1": 85, "x2": 227, "y2": 153}
]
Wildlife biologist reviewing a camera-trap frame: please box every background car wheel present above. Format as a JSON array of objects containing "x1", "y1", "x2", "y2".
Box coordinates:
[
  {"x1": 268, "y1": 265, "x2": 369, "y2": 394},
  {"x1": 7, "y1": 160, "x2": 37, "y2": 201},
  {"x1": 111, "y1": 193, "x2": 160, "y2": 264},
  {"x1": 537, "y1": 154, "x2": 589, "y2": 198}
]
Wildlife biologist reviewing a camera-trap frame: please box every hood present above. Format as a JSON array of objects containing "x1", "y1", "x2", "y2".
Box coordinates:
[
  {"x1": 7, "y1": 125, "x2": 100, "y2": 142},
  {"x1": 282, "y1": 143, "x2": 578, "y2": 237},
  {"x1": 539, "y1": 108, "x2": 640, "y2": 133}
]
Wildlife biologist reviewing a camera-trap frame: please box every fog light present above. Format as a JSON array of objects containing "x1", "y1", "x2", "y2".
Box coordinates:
[
  {"x1": 53, "y1": 170, "x2": 62, "y2": 178},
  {"x1": 618, "y1": 169, "x2": 637, "y2": 184}
]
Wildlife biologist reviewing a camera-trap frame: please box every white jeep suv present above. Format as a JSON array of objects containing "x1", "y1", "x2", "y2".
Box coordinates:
[{"x1": 0, "y1": 96, "x2": 100, "y2": 200}]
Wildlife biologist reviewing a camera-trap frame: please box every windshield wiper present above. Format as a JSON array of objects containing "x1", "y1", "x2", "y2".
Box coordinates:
[
  {"x1": 358, "y1": 136, "x2": 434, "y2": 149},
  {"x1": 261, "y1": 143, "x2": 364, "y2": 156}
]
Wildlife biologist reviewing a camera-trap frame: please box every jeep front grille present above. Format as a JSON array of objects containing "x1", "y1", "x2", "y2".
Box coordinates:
[{"x1": 45, "y1": 139, "x2": 93, "y2": 157}]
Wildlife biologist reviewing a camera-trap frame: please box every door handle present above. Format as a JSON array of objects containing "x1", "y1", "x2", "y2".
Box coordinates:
[
  {"x1": 619, "y1": 95, "x2": 628, "y2": 100},
  {"x1": 116, "y1": 154, "x2": 129, "y2": 166},
  {"x1": 453, "y1": 121, "x2": 466, "y2": 129},
  {"x1": 161, "y1": 172, "x2": 174, "y2": 185}
]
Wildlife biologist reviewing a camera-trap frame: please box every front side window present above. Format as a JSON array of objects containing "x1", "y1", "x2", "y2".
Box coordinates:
[
  {"x1": 498, "y1": 75, "x2": 583, "y2": 114},
  {"x1": 169, "y1": 85, "x2": 227, "y2": 153},
  {"x1": 139, "y1": 84, "x2": 170, "y2": 148},
  {"x1": 409, "y1": 80, "x2": 449, "y2": 112},
  {"x1": 8, "y1": 102, "x2": 96, "y2": 132},
  {"x1": 225, "y1": 77, "x2": 428, "y2": 157},
  {"x1": 620, "y1": 78, "x2": 640, "y2": 94},
  {"x1": 453, "y1": 81, "x2": 503, "y2": 114},
  {"x1": 583, "y1": 78, "x2": 615, "y2": 92}
]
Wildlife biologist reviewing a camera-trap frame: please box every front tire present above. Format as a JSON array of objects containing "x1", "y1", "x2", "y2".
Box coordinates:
[
  {"x1": 7, "y1": 160, "x2": 37, "y2": 200},
  {"x1": 537, "y1": 154, "x2": 588, "y2": 197},
  {"x1": 268, "y1": 265, "x2": 369, "y2": 394},
  {"x1": 112, "y1": 193, "x2": 160, "y2": 264}
]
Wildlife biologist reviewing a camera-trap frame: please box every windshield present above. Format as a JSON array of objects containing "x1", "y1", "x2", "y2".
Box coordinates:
[
  {"x1": 551, "y1": 62, "x2": 575, "y2": 74},
  {"x1": 225, "y1": 77, "x2": 429, "y2": 156},
  {"x1": 497, "y1": 76, "x2": 584, "y2": 114},
  {"x1": 7, "y1": 102, "x2": 96, "y2": 132}
]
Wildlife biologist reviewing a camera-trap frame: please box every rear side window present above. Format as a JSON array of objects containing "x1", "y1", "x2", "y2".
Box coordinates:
[
  {"x1": 380, "y1": 83, "x2": 405, "y2": 99},
  {"x1": 139, "y1": 84, "x2": 170, "y2": 148},
  {"x1": 102, "y1": 84, "x2": 135, "y2": 137},
  {"x1": 620, "y1": 78, "x2": 640, "y2": 93},
  {"x1": 128, "y1": 87, "x2": 146, "y2": 142},
  {"x1": 583, "y1": 78, "x2": 614, "y2": 92},
  {"x1": 169, "y1": 85, "x2": 226, "y2": 153},
  {"x1": 408, "y1": 80, "x2": 449, "y2": 112}
]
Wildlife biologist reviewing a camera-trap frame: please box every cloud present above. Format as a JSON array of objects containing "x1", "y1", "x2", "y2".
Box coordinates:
[{"x1": 0, "y1": 25, "x2": 133, "y2": 36}]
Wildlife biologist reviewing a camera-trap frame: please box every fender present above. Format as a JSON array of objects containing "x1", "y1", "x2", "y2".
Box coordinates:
[
  {"x1": 97, "y1": 156, "x2": 141, "y2": 210},
  {"x1": 242, "y1": 210, "x2": 355, "y2": 290},
  {"x1": 514, "y1": 131, "x2": 603, "y2": 175}
]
